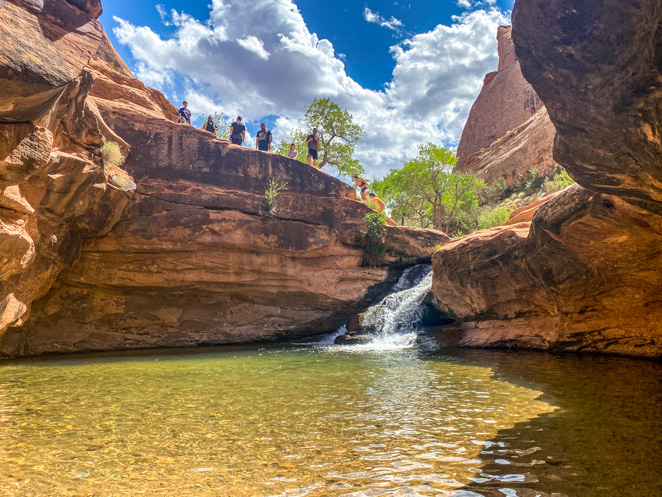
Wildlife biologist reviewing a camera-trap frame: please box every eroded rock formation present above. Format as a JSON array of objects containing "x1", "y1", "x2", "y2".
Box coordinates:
[
  {"x1": 432, "y1": 0, "x2": 662, "y2": 358},
  {"x1": 456, "y1": 26, "x2": 544, "y2": 169},
  {"x1": 0, "y1": 0, "x2": 448, "y2": 356}
]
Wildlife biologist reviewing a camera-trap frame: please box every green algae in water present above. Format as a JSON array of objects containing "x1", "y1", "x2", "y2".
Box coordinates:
[{"x1": 0, "y1": 346, "x2": 660, "y2": 497}]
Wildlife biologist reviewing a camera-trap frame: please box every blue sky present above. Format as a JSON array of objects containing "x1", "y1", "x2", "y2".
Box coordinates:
[{"x1": 102, "y1": 0, "x2": 514, "y2": 178}]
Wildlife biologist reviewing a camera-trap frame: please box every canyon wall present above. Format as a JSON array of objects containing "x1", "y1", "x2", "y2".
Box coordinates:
[
  {"x1": 431, "y1": 0, "x2": 662, "y2": 358},
  {"x1": 0, "y1": 0, "x2": 448, "y2": 356}
]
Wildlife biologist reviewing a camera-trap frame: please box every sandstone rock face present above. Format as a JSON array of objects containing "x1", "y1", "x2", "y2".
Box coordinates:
[
  {"x1": 0, "y1": 1, "x2": 449, "y2": 356},
  {"x1": 455, "y1": 107, "x2": 559, "y2": 187},
  {"x1": 431, "y1": 0, "x2": 662, "y2": 358},
  {"x1": 0, "y1": 1, "x2": 135, "y2": 342},
  {"x1": 455, "y1": 26, "x2": 544, "y2": 168}
]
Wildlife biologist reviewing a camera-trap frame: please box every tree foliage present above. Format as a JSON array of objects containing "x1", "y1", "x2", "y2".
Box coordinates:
[
  {"x1": 372, "y1": 143, "x2": 486, "y2": 235},
  {"x1": 196, "y1": 112, "x2": 230, "y2": 140},
  {"x1": 275, "y1": 129, "x2": 308, "y2": 164},
  {"x1": 302, "y1": 98, "x2": 366, "y2": 178}
]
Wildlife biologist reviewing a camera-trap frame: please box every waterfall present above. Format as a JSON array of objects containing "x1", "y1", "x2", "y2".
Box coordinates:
[{"x1": 361, "y1": 266, "x2": 433, "y2": 335}]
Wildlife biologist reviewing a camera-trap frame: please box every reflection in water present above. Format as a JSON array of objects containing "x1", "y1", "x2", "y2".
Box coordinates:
[
  {"x1": 0, "y1": 346, "x2": 660, "y2": 497},
  {"x1": 0, "y1": 347, "x2": 553, "y2": 496}
]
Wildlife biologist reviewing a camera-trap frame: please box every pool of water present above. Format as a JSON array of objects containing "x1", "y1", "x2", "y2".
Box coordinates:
[{"x1": 0, "y1": 343, "x2": 660, "y2": 496}]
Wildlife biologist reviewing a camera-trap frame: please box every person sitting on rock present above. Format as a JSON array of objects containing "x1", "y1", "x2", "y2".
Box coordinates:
[
  {"x1": 256, "y1": 123, "x2": 273, "y2": 151},
  {"x1": 353, "y1": 175, "x2": 369, "y2": 201},
  {"x1": 287, "y1": 143, "x2": 299, "y2": 160},
  {"x1": 229, "y1": 116, "x2": 246, "y2": 145},
  {"x1": 368, "y1": 192, "x2": 386, "y2": 212},
  {"x1": 305, "y1": 128, "x2": 320, "y2": 167},
  {"x1": 202, "y1": 115, "x2": 218, "y2": 134},
  {"x1": 178, "y1": 101, "x2": 191, "y2": 125}
]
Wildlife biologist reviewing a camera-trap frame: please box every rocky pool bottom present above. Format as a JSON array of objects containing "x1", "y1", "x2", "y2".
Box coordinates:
[{"x1": 0, "y1": 344, "x2": 660, "y2": 497}]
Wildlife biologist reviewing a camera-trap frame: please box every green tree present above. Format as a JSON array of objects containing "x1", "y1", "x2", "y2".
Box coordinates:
[
  {"x1": 375, "y1": 143, "x2": 486, "y2": 235},
  {"x1": 196, "y1": 112, "x2": 230, "y2": 139},
  {"x1": 302, "y1": 98, "x2": 366, "y2": 177},
  {"x1": 275, "y1": 129, "x2": 308, "y2": 163}
]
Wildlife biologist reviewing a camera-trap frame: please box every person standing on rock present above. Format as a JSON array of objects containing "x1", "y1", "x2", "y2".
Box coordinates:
[
  {"x1": 178, "y1": 101, "x2": 191, "y2": 125},
  {"x1": 287, "y1": 143, "x2": 299, "y2": 160},
  {"x1": 353, "y1": 175, "x2": 369, "y2": 201},
  {"x1": 305, "y1": 128, "x2": 320, "y2": 167},
  {"x1": 202, "y1": 115, "x2": 218, "y2": 134},
  {"x1": 229, "y1": 116, "x2": 246, "y2": 145},
  {"x1": 256, "y1": 123, "x2": 273, "y2": 151}
]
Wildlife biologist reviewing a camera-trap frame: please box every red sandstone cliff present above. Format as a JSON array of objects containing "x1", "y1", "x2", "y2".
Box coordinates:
[
  {"x1": 455, "y1": 26, "x2": 544, "y2": 168},
  {"x1": 431, "y1": 0, "x2": 662, "y2": 358},
  {"x1": 0, "y1": 0, "x2": 448, "y2": 356}
]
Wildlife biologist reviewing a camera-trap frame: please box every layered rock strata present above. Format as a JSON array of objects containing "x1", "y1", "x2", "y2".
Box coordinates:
[
  {"x1": 0, "y1": 0, "x2": 135, "y2": 338},
  {"x1": 431, "y1": 0, "x2": 662, "y2": 358},
  {"x1": 456, "y1": 26, "x2": 544, "y2": 168},
  {"x1": 0, "y1": 0, "x2": 448, "y2": 356}
]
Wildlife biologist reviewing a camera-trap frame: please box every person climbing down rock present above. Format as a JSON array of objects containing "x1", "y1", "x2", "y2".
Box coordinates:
[
  {"x1": 229, "y1": 116, "x2": 246, "y2": 145},
  {"x1": 202, "y1": 116, "x2": 218, "y2": 134},
  {"x1": 305, "y1": 128, "x2": 320, "y2": 167},
  {"x1": 178, "y1": 101, "x2": 191, "y2": 125},
  {"x1": 353, "y1": 176, "x2": 369, "y2": 201},
  {"x1": 256, "y1": 123, "x2": 272, "y2": 151},
  {"x1": 368, "y1": 192, "x2": 386, "y2": 212},
  {"x1": 288, "y1": 143, "x2": 298, "y2": 160}
]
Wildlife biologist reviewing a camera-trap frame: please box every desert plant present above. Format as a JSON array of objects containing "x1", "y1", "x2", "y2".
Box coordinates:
[
  {"x1": 101, "y1": 141, "x2": 124, "y2": 166},
  {"x1": 542, "y1": 169, "x2": 575, "y2": 194},
  {"x1": 357, "y1": 211, "x2": 388, "y2": 267},
  {"x1": 483, "y1": 176, "x2": 510, "y2": 205},
  {"x1": 515, "y1": 167, "x2": 542, "y2": 193},
  {"x1": 261, "y1": 178, "x2": 288, "y2": 222}
]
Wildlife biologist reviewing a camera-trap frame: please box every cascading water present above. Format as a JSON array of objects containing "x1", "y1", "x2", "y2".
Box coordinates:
[{"x1": 339, "y1": 264, "x2": 435, "y2": 351}]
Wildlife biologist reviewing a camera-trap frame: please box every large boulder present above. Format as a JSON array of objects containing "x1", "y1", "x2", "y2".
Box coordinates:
[
  {"x1": 0, "y1": 3, "x2": 449, "y2": 356},
  {"x1": 431, "y1": 0, "x2": 662, "y2": 358}
]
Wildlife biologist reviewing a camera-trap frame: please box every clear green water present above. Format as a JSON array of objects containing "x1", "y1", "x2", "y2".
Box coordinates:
[{"x1": 0, "y1": 345, "x2": 660, "y2": 497}]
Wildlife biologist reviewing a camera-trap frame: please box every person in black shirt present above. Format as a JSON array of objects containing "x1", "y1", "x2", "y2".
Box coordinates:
[
  {"x1": 305, "y1": 128, "x2": 320, "y2": 167},
  {"x1": 353, "y1": 175, "x2": 369, "y2": 201},
  {"x1": 178, "y1": 101, "x2": 191, "y2": 125},
  {"x1": 256, "y1": 123, "x2": 272, "y2": 151},
  {"x1": 229, "y1": 116, "x2": 246, "y2": 145},
  {"x1": 202, "y1": 116, "x2": 218, "y2": 134}
]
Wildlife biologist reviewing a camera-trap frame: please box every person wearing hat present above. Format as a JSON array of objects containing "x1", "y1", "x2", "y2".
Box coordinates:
[
  {"x1": 202, "y1": 115, "x2": 218, "y2": 134},
  {"x1": 368, "y1": 192, "x2": 386, "y2": 212},
  {"x1": 178, "y1": 101, "x2": 191, "y2": 125},
  {"x1": 305, "y1": 128, "x2": 320, "y2": 167},
  {"x1": 229, "y1": 116, "x2": 246, "y2": 145},
  {"x1": 255, "y1": 123, "x2": 273, "y2": 151}
]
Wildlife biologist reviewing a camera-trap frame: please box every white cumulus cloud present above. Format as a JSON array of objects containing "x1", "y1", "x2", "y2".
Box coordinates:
[
  {"x1": 113, "y1": 1, "x2": 509, "y2": 177},
  {"x1": 363, "y1": 7, "x2": 404, "y2": 31}
]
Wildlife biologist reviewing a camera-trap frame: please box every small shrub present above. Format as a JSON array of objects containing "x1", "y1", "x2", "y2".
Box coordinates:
[
  {"x1": 261, "y1": 178, "x2": 288, "y2": 222},
  {"x1": 101, "y1": 141, "x2": 124, "y2": 166},
  {"x1": 483, "y1": 176, "x2": 509, "y2": 205},
  {"x1": 542, "y1": 169, "x2": 575, "y2": 194},
  {"x1": 477, "y1": 204, "x2": 515, "y2": 230},
  {"x1": 515, "y1": 167, "x2": 542, "y2": 193},
  {"x1": 357, "y1": 211, "x2": 388, "y2": 267}
]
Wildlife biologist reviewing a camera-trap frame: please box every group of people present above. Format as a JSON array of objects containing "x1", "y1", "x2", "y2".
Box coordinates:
[{"x1": 178, "y1": 102, "x2": 385, "y2": 213}]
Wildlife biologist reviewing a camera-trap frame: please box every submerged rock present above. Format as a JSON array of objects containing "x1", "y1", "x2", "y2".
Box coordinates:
[{"x1": 431, "y1": 0, "x2": 662, "y2": 358}]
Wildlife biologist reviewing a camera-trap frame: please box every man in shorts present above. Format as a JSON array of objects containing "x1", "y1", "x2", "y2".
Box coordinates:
[
  {"x1": 353, "y1": 176, "x2": 369, "y2": 201},
  {"x1": 256, "y1": 123, "x2": 273, "y2": 151},
  {"x1": 305, "y1": 128, "x2": 320, "y2": 167},
  {"x1": 178, "y1": 101, "x2": 191, "y2": 125},
  {"x1": 229, "y1": 116, "x2": 246, "y2": 145}
]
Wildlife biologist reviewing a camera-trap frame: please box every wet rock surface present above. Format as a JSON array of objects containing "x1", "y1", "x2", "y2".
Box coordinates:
[{"x1": 431, "y1": 0, "x2": 662, "y2": 358}]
